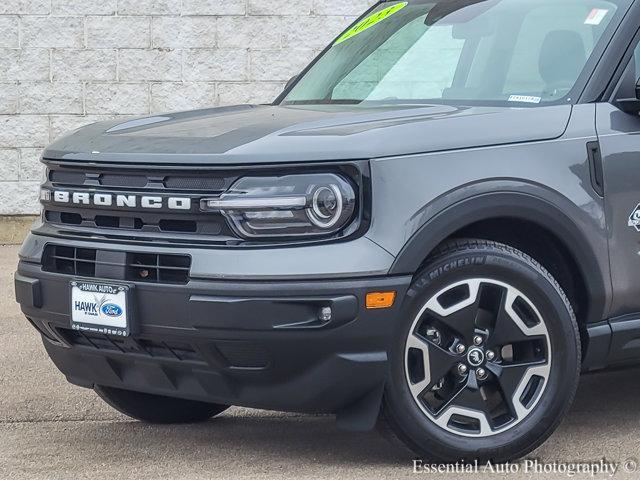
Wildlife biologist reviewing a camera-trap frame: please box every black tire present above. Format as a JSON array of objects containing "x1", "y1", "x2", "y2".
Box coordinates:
[
  {"x1": 95, "y1": 385, "x2": 229, "y2": 424},
  {"x1": 381, "y1": 239, "x2": 580, "y2": 462}
]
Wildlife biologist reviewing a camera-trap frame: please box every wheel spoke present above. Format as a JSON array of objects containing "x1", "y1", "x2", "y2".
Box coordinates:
[
  {"x1": 406, "y1": 333, "x2": 459, "y2": 397},
  {"x1": 433, "y1": 379, "x2": 468, "y2": 415},
  {"x1": 433, "y1": 374, "x2": 495, "y2": 435},
  {"x1": 437, "y1": 373, "x2": 486, "y2": 414},
  {"x1": 431, "y1": 305, "x2": 480, "y2": 344},
  {"x1": 486, "y1": 289, "x2": 545, "y2": 349},
  {"x1": 486, "y1": 360, "x2": 548, "y2": 418},
  {"x1": 487, "y1": 310, "x2": 531, "y2": 348},
  {"x1": 424, "y1": 280, "x2": 483, "y2": 342}
]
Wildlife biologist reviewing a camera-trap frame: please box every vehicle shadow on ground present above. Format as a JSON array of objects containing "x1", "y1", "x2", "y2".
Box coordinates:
[
  {"x1": 571, "y1": 365, "x2": 640, "y2": 415},
  {"x1": 52, "y1": 366, "x2": 640, "y2": 467},
  {"x1": 55, "y1": 414, "x2": 412, "y2": 467}
]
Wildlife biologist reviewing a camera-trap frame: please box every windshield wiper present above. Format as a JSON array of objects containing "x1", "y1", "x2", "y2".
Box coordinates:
[{"x1": 284, "y1": 99, "x2": 363, "y2": 105}]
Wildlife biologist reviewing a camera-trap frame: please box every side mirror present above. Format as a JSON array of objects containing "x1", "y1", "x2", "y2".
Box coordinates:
[
  {"x1": 618, "y1": 78, "x2": 640, "y2": 114},
  {"x1": 284, "y1": 75, "x2": 298, "y2": 92}
]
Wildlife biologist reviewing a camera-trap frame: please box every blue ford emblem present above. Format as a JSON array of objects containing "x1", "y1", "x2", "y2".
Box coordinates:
[{"x1": 101, "y1": 303, "x2": 123, "y2": 317}]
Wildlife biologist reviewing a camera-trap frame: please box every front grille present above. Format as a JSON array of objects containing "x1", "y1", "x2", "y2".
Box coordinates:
[
  {"x1": 56, "y1": 328, "x2": 206, "y2": 364},
  {"x1": 42, "y1": 245, "x2": 191, "y2": 284},
  {"x1": 41, "y1": 161, "x2": 240, "y2": 244}
]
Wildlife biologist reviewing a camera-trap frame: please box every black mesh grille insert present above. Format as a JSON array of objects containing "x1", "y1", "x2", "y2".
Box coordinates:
[
  {"x1": 164, "y1": 176, "x2": 226, "y2": 190},
  {"x1": 95, "y1": 215, "x2": 120, "y2": 228},
  {"x1": 100, "y1": 174, "x2": 148, "y2": 187},
  {"x1": 46, "y1": 210, "x2": 83, "y2": 225},
  {"x1": 49, "y1": 170, "x2": 86, "y2": 184},
  {"x1": 158, "y1": 219, "x2": 197, "y2": 233}
]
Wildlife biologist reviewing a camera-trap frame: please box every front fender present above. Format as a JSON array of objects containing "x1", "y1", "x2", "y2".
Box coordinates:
[{"x1": 387, "y1": 190, "x2": 608, "y2": 324}]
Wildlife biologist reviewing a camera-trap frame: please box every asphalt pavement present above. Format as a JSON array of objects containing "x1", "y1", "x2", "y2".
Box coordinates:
[{"x1": 2, "y1": 244, "x2": 640, "y2": 479}]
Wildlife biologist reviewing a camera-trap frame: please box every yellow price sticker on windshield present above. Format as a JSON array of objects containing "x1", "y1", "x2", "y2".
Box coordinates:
[{"x1": 334, "y1": 2, "x2": 408, "y2": 46}]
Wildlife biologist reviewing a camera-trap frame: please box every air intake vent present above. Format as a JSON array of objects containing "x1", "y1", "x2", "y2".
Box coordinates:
[
  {"x1": 42, "y1": 245, "x2": 191, "y2": 284},
  {"x1": 215, "y1": 341, "x2": 270, "y2": 369},
  {"x1": 127, "y1": 252, "x2": 191, "y2": 284},
  {"x1": 42, "y1": 245, "x2": 96, "y2": 277},
  {"x1": 56, "y1": 328, "x2": 206, "y2": 364}
]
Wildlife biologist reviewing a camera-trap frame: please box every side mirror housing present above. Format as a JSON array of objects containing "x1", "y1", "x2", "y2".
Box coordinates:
[
  {"x1": 618, "y1": 78, "x2": 640, "y2": 114},
  {"x1": 284, "y1": 75, "x2": 298, "y2": 92}
]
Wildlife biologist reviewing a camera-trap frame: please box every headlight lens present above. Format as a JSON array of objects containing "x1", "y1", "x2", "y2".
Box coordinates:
[{"x1": 202, "y1": 173, "x2": 356, "y2": 239}]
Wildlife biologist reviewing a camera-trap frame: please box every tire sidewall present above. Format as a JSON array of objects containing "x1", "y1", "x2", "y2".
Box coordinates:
[{"x1": 384, "y1": 243, "x2": 580, "y2": 461}]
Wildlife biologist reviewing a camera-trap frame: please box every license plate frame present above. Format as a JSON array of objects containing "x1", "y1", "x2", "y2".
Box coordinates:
[{"x1": 70, "y1": 280, "x2": 132, "y2": 337}]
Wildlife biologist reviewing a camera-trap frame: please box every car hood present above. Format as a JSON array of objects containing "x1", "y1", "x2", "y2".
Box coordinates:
[{"x1": 44, "y1": 103, "x2": 572, "y2": 164}]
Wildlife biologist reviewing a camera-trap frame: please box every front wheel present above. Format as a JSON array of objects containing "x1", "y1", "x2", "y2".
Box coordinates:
[
  {"x1": 95, "y1": 385, "x2": 230, "y2": 424},
  {"x1": 382, "y1": 239, "x2": 580, "y2": 462}
]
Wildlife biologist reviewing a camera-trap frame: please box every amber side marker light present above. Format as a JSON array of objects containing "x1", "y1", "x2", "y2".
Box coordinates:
[{"x1": 366, "y1": 291, "x2": 396, "y2": 309}]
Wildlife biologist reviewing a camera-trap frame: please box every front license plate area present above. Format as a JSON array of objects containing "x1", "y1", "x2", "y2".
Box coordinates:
[{"x1": 70, "y1": 281, "x2": 131, "y2": 337}]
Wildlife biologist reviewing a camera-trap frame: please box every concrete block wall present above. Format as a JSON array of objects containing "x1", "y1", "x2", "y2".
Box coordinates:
[{"x1": 0, "y1": 0, "x2": 373, "y2": 214}]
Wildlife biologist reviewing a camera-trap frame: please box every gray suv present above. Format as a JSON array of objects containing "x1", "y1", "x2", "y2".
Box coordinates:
[{"x1": 15, "y1": 0, "x2": 640, "y2": 462}]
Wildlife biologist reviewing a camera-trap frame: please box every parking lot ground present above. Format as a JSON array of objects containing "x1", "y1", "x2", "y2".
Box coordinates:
[{"x1": 3, "y1": 244, "x2": 640, "y2": 479}]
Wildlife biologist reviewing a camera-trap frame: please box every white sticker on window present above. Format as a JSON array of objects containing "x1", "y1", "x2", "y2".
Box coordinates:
[
  {"x1": 508, "y1": 95, "x2": 541, "y2": 104},
  {"x1": 585, "y1": 8, "x2": 609, "y2": 25}
]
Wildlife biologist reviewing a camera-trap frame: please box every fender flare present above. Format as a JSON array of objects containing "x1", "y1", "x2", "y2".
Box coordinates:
[{"x1": 388, "y1": 191, "x2": 607, "y2": 324}]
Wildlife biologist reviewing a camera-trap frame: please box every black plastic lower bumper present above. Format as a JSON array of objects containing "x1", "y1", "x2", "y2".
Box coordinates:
[{"x1": 16, "y1": 261, "x2": 411, "y2": 420}]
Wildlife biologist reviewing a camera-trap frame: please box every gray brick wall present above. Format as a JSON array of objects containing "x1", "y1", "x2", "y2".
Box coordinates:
[{"x1": 0, "y1": 0, "x2": 373, "y2": 214}]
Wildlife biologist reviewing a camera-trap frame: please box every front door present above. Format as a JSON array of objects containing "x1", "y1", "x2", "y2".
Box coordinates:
[{"x1": 597, "y1": 41, "x2": 640, "y2": 317}]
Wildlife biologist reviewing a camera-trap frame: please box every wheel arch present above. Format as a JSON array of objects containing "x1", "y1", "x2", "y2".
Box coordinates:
[{"x1": 388, "y1": 191, "x2": 608, "y2": 326}]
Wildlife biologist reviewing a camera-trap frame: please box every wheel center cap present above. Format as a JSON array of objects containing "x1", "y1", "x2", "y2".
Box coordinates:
[{"x1": 467, "y1": 347, "x2": 485, "y2": 367}]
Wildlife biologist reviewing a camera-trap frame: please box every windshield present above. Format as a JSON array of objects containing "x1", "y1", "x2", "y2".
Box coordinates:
[{"x1": 281, "y1": 0, "x2": 625, "y2": 107}]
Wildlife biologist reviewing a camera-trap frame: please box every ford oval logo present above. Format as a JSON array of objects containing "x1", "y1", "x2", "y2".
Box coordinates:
[{"x1": 101, "y1": 303, "x2": 123, "y2": 317}]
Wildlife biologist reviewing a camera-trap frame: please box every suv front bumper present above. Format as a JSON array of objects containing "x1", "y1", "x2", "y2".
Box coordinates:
[{"x1": 16, "y1": 253, "x2": 411, "y2": 417}]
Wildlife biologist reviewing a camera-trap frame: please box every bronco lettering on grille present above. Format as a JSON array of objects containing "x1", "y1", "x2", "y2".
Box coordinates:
[{"x1": 51, "y1": 191, "x2": 192, "y2": 210}]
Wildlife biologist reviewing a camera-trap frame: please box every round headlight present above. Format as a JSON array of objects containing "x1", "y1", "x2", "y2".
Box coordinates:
[{"x1": 308, "y1": 185, "x2": 343, "y2": 228}]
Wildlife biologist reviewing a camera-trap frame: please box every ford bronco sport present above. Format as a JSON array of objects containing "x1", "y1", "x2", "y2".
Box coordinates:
[{"x1": 15, "y1": 0, "x2": 640, "y2": 462}]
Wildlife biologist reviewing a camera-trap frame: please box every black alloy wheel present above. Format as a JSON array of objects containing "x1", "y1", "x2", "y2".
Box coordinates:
[{"x1": 381, "y1": 239, "x2": 580, "y2": 462}]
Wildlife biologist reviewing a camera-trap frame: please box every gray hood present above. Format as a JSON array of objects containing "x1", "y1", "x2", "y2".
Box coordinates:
[{"x1": 43, "y1": 103, "x2": 571, "y2": 164}]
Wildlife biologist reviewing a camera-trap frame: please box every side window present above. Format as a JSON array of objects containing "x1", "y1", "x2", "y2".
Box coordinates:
[
  {"x1": 616, "y1": 40, "x2": 640, "y2": 100},
  {"x1": 503, "y1": 5, "x2": 603, "y2": 100},
  {"x1": 634, "y1": 42, "x2": 640, "y2": 80}
]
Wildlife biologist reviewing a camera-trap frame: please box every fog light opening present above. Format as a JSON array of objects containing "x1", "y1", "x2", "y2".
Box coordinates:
[{"x1": 318, "y1": 306, "x2": 332, "y2": 322}]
